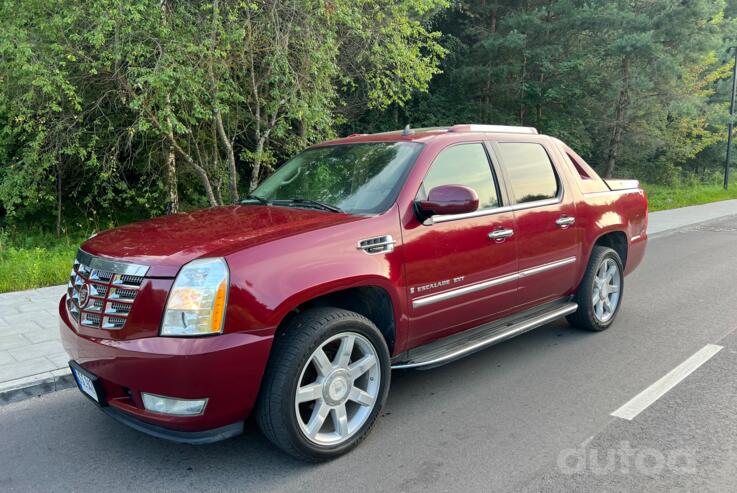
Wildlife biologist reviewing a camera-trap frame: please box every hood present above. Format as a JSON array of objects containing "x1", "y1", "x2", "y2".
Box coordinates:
[{"x1": 82, "y1": 205, "x2": 363, "y2": 277}]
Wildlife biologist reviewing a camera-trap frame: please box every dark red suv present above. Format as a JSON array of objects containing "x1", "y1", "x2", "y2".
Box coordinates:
[{"x1": 60, "y1": 124, "x2": 647, "y2": 460}]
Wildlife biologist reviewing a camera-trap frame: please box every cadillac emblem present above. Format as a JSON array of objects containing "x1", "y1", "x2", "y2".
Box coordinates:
[{"x1": 78, "y1": 283, "x2": 90, "y2": 308}]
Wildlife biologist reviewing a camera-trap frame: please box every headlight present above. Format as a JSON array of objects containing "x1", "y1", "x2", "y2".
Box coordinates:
[{"x1": 161, "y1": 257, "x2": 229, "y2": 336}]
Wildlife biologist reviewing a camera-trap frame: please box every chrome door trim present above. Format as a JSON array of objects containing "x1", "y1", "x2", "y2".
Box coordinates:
[
  {"x1": 509, "y1": 197, "x2": 562, "y2": 212},
  {"x1": 518, "y1": 256, "x2": 576, "y2": 277},
  {"x1": 423, "y1": 205, "x2": 513, "y2": 225},
  {"x1": 412, "y1": 273, "x2": 520, "y2": 309},
  {"x1": 411, "y1": 256, "x2": 576, "y2": 309},
  {"x1": 425, "y1": 197, "x2": 562, "y2": 225}
]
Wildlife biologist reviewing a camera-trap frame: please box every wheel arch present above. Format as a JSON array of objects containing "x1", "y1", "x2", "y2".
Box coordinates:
[
  {"x1": 276, "y1": 285, "x2": 398, "y2": 354},
  {"x1": 573, "y1": 229, "x2": 629, "y2": 293},
  {"x1": 592, "y1": 230, "x2": 628, "y2": 268}
]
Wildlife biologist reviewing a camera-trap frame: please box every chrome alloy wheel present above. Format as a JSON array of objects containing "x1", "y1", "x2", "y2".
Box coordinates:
[
  {"x1": 295, "y1": 332, "x2": 381, "y2": 446},
  {"x1": 593, "y1": 258, "x2": 621, "y2": 323}
]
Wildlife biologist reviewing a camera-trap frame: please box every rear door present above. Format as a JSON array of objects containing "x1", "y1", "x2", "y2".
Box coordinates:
[
  {"x1": 492, "y1": 140, "x2": 579, "y2": 307},
  {"x1": 402, "y1": 142, "x2": 519, "y2": 347}
]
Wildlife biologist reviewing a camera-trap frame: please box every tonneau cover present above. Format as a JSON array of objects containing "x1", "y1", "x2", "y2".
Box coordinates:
[{"x1": 605, "y1": 179, "x2": 640, "y2": 191}]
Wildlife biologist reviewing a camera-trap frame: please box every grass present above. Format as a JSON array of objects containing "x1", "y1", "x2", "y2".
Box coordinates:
[
  {"x1": 0, "y1": 229, "x2": 84, "y2": 294},
  {"x1": 2, "y1": 182, "x2": 737, "y2": 293},
  {"x1": 642, "y1": 182, "x2": 737, "y2": 212}
]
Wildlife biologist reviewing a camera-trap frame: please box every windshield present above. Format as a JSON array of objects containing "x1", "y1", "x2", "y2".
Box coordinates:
[{"x1": 251, "y1": 142, "x2": 423, "y2": 215}]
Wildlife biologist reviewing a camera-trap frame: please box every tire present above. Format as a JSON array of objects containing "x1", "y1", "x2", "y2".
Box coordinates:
[
  {"x1": 567, "y1": 246, "x2": 624, "y2": 331},
  {"x1": 255, "y1": 307, "x2": 391, "y2": 461}
]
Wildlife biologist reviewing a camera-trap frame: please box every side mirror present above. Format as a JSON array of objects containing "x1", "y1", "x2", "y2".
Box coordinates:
[{"x1": 415, "y1": 185, "x2": 479, "y2": 220}]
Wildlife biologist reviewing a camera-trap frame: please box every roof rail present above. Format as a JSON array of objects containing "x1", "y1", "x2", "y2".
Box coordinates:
[
  {"x1": 371, "y1": 126, "x2": 449, "y2": 135},
  {"x1": 448, "y1": 124, "x2": 538, "y2": 135}
]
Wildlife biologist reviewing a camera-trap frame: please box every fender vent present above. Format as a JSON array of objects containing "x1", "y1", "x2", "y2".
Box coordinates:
[{"x1": 357, "y1": 235, "x2": 396, "y2": 255}]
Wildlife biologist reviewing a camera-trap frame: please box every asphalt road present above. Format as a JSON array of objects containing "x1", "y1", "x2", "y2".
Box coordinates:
[{"x1": 2, "y1": 215, "x2": 737, "y2": 492}]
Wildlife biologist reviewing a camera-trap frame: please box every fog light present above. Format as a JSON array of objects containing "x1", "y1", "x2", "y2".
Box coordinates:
[{"x1": 141, "y1": 393, "x2": 207, "y2": 416}]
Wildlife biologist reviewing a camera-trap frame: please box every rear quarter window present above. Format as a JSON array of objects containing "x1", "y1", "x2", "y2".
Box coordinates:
[
  {"x1": 497, "y1": 143, "x2": 559, "y2": 204},
  {"x1": 556, "y1": 141, "x2": 610, "y2": 194}
]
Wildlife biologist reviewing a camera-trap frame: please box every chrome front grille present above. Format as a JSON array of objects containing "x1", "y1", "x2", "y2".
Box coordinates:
[
  {"x1": 110, "y1": 287, "x2": 135, "y2": 300},
  {"x1": 66, "y1": 250, "x2": 149, "y2": 331}
]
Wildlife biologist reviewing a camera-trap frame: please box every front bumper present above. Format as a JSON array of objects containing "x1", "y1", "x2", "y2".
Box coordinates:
[
  {"x1": 101, "y1": 406, "x2": 244, "y2": 444},
  {"x1": 59, "y1": 297, "x2": 273, "y2": 440}
]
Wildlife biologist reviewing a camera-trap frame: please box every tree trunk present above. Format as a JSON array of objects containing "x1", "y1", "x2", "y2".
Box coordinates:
[
  {"x1": 208, "y1": 0, "x2": 239, "y2": 203},
  {"x1": 161, "y1": 2, "x2": 179, "y2": 213},
  {"x1": 214, "y1": 177, "x2": 223, "y2": 205},
  {"x1": 56, "y1": 165, "x2": 62, "y2": 238},
  {"x1": 519, "y1": 54, "x2": 527, "y2": 124},
  {"x1": 166, "y1": 145, "x2": 178, "y2": 214},
  {"x1": 484, "y1": 75, "x2": 491, "y2": 122},
  {"x1": 110, "y1": 32, "x2": 218, "y2": 207},
  {"x1": 213, "y1": 109, "x2": 239, "y2": 203},
  {"x1": 605, "y1": 56, "x2": 630, "y2": 178},
  {"x1": 536, "y1": 72, "x2": 544, "y2": 129},
  {"x1": 166, "y1": 132, "x2": 218, "y2": 206},
  {"x1": 249, "y1": 137, "x2": 266, "y2": 193}
]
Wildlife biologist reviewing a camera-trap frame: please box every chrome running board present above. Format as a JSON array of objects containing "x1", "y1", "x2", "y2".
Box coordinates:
[{"x1": 391, "y1": 300, "x2": 578, "y2": 370}]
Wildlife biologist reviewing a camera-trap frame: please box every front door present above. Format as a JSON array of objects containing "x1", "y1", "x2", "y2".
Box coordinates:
[
  {"x1": 493, "y1": 141, "x2": 579, "y2": 307},
  {"x1": 402, "y1": 142, "x2": 519, "y2": 347}
]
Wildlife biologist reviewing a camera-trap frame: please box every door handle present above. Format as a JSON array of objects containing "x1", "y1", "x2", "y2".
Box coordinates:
[
  {"x1": 488, "y1": 228, "x2": 514, "y2": 240},
  {"x1": 556, "y1": 216, "x2": 576, "y2": 228}
]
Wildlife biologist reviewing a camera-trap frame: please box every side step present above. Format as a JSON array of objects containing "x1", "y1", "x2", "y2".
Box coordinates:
[{"x1": 391, "y1": 300, "x2": 578, "y2": 370}]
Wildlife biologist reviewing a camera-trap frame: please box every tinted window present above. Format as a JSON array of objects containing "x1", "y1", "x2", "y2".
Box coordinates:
[
  {"x1": 252, "y1": 142, "x2": 422, "y2": 214},
  {"x1": 498, "y1": 143, "x2": 559, "y2": 204},
  {"x1": 417, "y1": 144, "x2": 499, "y2": 210}
]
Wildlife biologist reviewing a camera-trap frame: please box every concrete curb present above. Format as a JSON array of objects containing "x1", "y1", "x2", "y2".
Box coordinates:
[{"x1": 0, "y1": 368, "x2": 74, "y2": 406}]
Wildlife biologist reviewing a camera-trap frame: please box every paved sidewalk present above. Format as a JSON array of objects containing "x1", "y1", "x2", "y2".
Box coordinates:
[
  {"x1": 0, "y1": 285, "x2": 72, "y2": 403},
  {"x1": 647, "y1": 198, "x2": 737, "y2": 236},
  {"x1": 1, "y1": 198, "x2": 736, "y2": 404}
]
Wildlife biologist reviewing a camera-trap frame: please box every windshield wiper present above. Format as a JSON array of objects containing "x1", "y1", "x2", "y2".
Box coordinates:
[
  {"x1": 279, "y1": 198, "x2": 344, "y2": 214},
  {"x1": 241, "y1": 194, "x2": 271, "y2": 206}
]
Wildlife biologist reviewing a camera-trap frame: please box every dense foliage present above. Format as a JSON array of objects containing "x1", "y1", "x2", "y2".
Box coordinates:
[
  {"x1": 355, "y1": 0, "x2": 737, "y2": 185},
  {"x1": 1, "y1": 0, "x2": 736, "y2": 237},
  {"x1": 0, "y1": 0, "x2": 447, "y2": 233}
]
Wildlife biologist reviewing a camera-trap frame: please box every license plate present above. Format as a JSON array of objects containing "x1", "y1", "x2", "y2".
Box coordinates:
[{"x1": 71, "y1": 365, "x2": 99, "y2": 403}]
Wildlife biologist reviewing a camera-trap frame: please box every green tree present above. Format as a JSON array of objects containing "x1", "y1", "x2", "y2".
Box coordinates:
[
  {"x1": 356, "y1": 0, "x2": 734, "y2": 183},
  {"x1": 0, "y1": 0, "x2": 447, "y2": 230}
]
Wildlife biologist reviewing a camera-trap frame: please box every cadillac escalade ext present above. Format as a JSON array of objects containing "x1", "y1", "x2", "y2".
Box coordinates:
[{"x1": 60, "y1": 124, "x2": 648, "y2": 460}]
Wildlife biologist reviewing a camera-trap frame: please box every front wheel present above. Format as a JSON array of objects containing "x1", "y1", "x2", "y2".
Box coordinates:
[
  {"x1": 256, "y1": 308, "x2": 390, "y2": 461},
  {"x1": 567, "y1": 246, "x2": 624, "y2": 331}
]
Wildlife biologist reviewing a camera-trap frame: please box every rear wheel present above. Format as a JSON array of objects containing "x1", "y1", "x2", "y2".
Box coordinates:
[
  {"x1": 567, "y1": 246, "x2": 624, "y2": 331},
  {"x1": 256, "y1": 308, "x2": 390, "y2": 461}
]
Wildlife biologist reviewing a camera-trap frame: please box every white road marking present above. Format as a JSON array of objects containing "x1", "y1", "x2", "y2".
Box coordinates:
[{"x1": 611, "y1": 344, "x2": 723, "y2": 420}]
